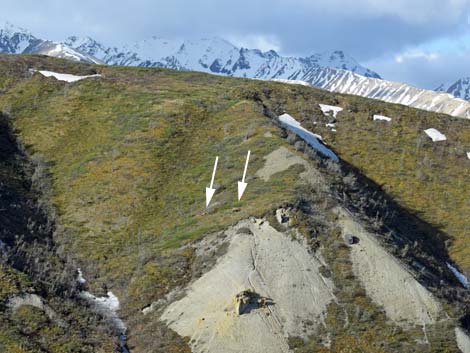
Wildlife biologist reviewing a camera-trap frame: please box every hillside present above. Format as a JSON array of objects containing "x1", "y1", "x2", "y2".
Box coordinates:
[{"x1": 0, "y1": 54, "x2": 469, "y2": 353}]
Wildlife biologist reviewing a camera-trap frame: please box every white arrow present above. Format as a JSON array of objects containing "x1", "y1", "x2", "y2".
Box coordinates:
[
  {"x1": 238, "y1": 150, "x2": 251, "y2": 201},
  {"x1": 206, "y1": 156, "x2": 219, "y2": 207}
]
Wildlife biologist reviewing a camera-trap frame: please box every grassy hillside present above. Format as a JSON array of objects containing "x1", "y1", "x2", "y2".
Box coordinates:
[
  {"x1": 256, "y1": 85, "x2": 470, "y2": 273},
  {"x1": 0, "y1": 111, "x2": 116, "y2": 352},
  {"x1": 0, "y1": 55, "x2": 468, "y2": 352},
  {"x1": 0, "y1": 55, "x2": 311, "y2": 352}
]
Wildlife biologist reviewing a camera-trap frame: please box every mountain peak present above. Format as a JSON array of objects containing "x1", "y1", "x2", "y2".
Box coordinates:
[
  {"x1": 0, "y1": 22, "x2": 381, "y2": 81},
  {"x1": 1, "y1": 21, "x2": 31, "y2": 36},
  {"x1": 436, "y1": 76, "x2": 470, "y2": 100}
]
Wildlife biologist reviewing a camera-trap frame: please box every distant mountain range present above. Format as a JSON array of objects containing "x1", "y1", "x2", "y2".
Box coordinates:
[
  {"x1": 0, "y1": 23, "x2": 101, "y2": 63},
  {"x1": 436, "y1": 77, "x2": 470, "y2": 101},
  {"x1": 1, "y1": 22, "x2": 469, "y2": 119},
  {"x1": 301, "y1": 69, "x2": 470, "y2": 118},
  {"x1": 0, "y1": 22, "x2": 379, "y2": 79},
  {"x1": 64, "y1": 35, "x2": 381, "y2": 79}
]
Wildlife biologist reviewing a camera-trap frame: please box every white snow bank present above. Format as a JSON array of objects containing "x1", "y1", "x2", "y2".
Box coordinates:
[
  {"x1": 80, "y1": 290, "x2": 126, "y2": 333},
  {"x1": 77, "y1": 268, "x2": 86, "y2": 284},
  {"x1": 467, "y1": 152, "x2": 470, "y2": 160},
  {"x1": 279, "y1": 113, "x2": 339, "y2": 161},
  {"x1": 447, "y1": 263, "x2": 469, "y2": 289},
  {"x1": 81, "y1": 291, "x2": 120, "y2": 312},
  {"x1": 424, "y1": 128, "x2": 447, "y2": 142},
  {"x1": 326, "y1": 123, "x2": 336, "y2": 128},
  {"x1": 31, "y1": 69, "x2": 101, "y2": 83},
  {"x1": 80, "y1": 289, "x2": 128, "y2": 352},
  {"x1": 373, "y1": 114, "x2": 392, "y2": 122},
  {"x1": 319, "y1": 104, "x2": 343, "y2": 118},
  {"x1": 271, "y1": 79, "x2": 310, "y2": 86}
]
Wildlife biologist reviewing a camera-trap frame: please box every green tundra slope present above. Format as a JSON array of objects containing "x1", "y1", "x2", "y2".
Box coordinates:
[
  {"x1": 0, "y1": 55, "x2": 468, "y2": 353},
  {"x1": 0, "y1": 109, "x2": 118, "y2": 352},
  {"x1": 258, "y1": 87, "x2": 470, "y2": 273}
]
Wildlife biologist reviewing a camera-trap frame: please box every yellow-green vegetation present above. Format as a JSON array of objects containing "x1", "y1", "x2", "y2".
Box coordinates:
[
  {"x1": 0, "y1": 55, "x2": 467, "y2": 352},
  {"x1": 2, "y1": 66, "x2": 299, "y2": 303},
  {"x1": 0, "y1": 96, "x2": 116, "y2": 352},
  {"x1": 0, "y1": 264, "x2": 29, "y2": 299},
  {"x1": 0, "y1": 55, "x2": 308, "y2": 351},
  {"x1": 0, "y1": 303, "x2": 115, "y2": 353}
]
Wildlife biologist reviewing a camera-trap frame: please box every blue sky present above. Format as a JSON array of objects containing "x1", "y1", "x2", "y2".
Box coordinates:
[{"x1": 2, "y1": 0, "x2": 470, "y2": 88}]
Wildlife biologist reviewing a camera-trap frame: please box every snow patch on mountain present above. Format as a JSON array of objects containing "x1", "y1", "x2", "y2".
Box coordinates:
[
  {"x1": 271, "y1": 79, "x2": 310, "y2": 86},
  {"x1": 447, "y1": 263, "x2": 469, "y2": 289},
  {"x1": 279, "y1": 113, "x2": 338, "y2": 161},
  {"x1": 32, "y1": 70, "x2": 102, "y2": 82},
  {"x1": 319, "y1": 104, "x2": 343, "y2": 118},
  {"x1": 373, "y1": 115, "x2": 392, "y2": 122},
  {"x1": 424, "y1": 128, "x2": 447, "y2": 142}
]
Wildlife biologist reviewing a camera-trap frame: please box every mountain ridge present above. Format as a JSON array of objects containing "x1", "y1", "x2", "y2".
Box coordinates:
[
  {"x1": 0, "y1": 22, "x2": 381, "y2": 80},
  {"x1": 4, "y1": 22, "x2": 470, "y2": 120},
  {"x1": 436, "y1": 77, "x2": 470, "y2": 101}
]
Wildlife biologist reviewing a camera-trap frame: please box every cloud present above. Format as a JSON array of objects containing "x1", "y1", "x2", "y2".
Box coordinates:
[
  {"x1": 395, "y1": 50, "x2": 439, "y2": 63},
  {"x1": 225, "y1": 34, "x2": 281, "y2": 52},
  {"x1": 366, "y1": 49, "x2": 470, "y2": 89},
  {"x1": 0, "y1": 0, "x2": 468, "y2": 57},
  {"x1": 286, "y1": 0, "x2": 470, "y2": 24}
]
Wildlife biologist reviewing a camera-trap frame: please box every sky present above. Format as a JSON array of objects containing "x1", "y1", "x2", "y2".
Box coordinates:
[{"x1": 1, "y1": 0, "x2": 470, "y2": 89}]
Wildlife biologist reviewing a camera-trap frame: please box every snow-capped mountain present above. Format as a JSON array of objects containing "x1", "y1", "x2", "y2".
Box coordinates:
[
  {"x1": 436, "y1": 77, "x2": 470, "y2": 101},
  {"x1": 65, "y1": 35, "x2": 380, "y2": 79},
  {"x1": 3, "y1": 22, "x2": 470, "y2": 119},
  {"x1": 1, "y1": 22, "x2": 379, "y2": 80},
  {"x1": 0, "y1": 23, "x2": 100, "y2": 63},
  {"x1": 303, "y1": 68, "x2": 470, "y2": 118},
  {"x1": 0, "y1": 22, "x2": 40, "y2": 53}
]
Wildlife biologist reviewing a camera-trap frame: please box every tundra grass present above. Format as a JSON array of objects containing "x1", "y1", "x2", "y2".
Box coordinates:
[{"x1": 0, "y1": 55, "x2": 468, "y2": 351}]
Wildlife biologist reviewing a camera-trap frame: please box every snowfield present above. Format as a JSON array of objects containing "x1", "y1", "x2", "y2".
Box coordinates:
[
  {"x1": 271, "y1": 78, "x2": 310, "y2": 86},
  {"x1": 75, "y1": 269, "x2": 129, "y2": 353},
  {"x1": 373, "y1": 114, "x2": 392, "y2": 122},
  {"x1": 278, "y1": 113, "x2": 339, "y2": 161},
  {"x1": 319, "y1": 104, "x2": 343, "y2": 118},
  {"x1": 424, "y1": 128, "x2": 447, "y2": 142},
  {"x1": 77, "y1": 268, "x2": 86, "y2": 284},
  {"x1": 447, "y1": 263, "x2": 470, "y2": 289},
  {"x1": 32, "y1": 69, "x2": 102, "y2": 83}
]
